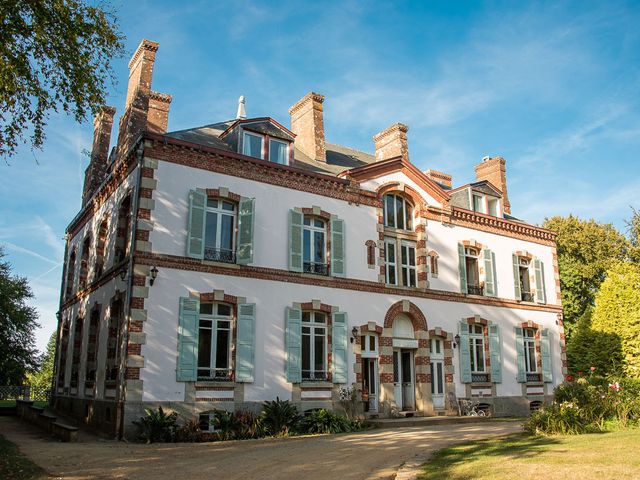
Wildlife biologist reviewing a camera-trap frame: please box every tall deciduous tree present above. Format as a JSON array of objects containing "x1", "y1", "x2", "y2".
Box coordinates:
[
  {"x1": 0, "y1": 0, "x2": 125, "y2": 159},
  {"x1": 0, "y1": 247, "x2": 40, "y2": 385},
  {"x1": 543, "y1": 215, "x2": 629, "y2": 339},
  {"x1": 26, "y1": 331, "x2": 56, "y2": 389},
  {"x1": 591, "y1": 261, "x2": 640, "y2": 379}
]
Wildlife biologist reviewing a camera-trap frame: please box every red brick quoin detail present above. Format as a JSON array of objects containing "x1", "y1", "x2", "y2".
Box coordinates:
[
  {"x1": 205, "y1": 188, "x2": 242, "y2": 202},
  {"x1": 383, "y1": 300, "x2": 427, "y2": 331}
]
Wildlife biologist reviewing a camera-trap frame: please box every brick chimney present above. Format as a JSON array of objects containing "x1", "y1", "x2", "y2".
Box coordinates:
[
  {"x1": 117, "y1": 39, "x2": 160, "y2": 153},
  {"x1": 373, "y1": 123, "x2": 409, "y2": 162},
  {"x1": 475, "y1": 156, "x2": 511, "y2": 214},
  {"x1": 147, "y1": 91, "x2": 172, "y2": 134},
  {"x1": 289, "y1": 92, "x2": 326, "y2": 162},
  {"x1": 82, "y1": 106, "x2": 116, "y2": 206},
  {"x1": 424, "y1": 169, "x2": 452, "y2": 189}
]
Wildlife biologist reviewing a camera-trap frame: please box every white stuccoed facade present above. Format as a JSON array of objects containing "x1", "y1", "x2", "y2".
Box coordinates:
[{"x1": 52, "y1": 39, "x2": 566, "y2": 438}]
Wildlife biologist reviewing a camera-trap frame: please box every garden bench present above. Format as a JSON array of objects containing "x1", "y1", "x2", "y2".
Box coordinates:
[{"x1": 51, "y1": 421, "x2": 79, "y2": 442}]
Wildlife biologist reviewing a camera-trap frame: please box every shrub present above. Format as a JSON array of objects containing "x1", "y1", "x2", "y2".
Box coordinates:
[
  {"x1": 213, "y1": 410, "x2": 239, "y2": 441},
  {"x1": 233, "y1": 410, "x2": 265, "y2": 439},
  {"x1": 301, "y1": 409, "x2": 354, "y2": 434},
  {"x1": 173, "y1": 419, "x2": 200, "y2": 442},
  {"x1": 524, "y1": 402, "x2": 591, "y2": 435},
  {"x1": 261, "y1": 397, "x2": 301, "y2": 436},
  {"x1": 133, "y1": 406, "x2": 178, "y2": 443}
]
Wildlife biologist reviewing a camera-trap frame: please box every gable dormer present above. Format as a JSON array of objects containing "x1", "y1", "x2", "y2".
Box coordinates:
[
  {"x1": 220, "y1": 118, "x2": 295, "y2": 166},
  {"x1": 450, "y1": 181, "x2": 504, "y2": 217}
]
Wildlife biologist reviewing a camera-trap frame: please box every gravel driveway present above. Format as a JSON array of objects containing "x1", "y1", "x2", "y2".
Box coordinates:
[{"x1": 1, "y1": 417, "x2": 522, "y2": 480}]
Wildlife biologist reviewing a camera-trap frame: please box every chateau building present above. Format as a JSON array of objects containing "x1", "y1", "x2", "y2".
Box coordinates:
[{"x1": 53, "y1": 40, "x2": 566, "y2": 437}]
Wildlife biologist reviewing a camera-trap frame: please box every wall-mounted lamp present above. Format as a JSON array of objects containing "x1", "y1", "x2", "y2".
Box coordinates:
[
  {"x1": 119, "y1": 268, "x2": 127, "y2": 281},
  {"x1": 149, "y1": 266, "x2": 159, "y2": 286},
  {"x1": 56, "y1": 311, "x2": 61, "y2": 321},
  {"x1": 350, "y1": 326, "x2": 358, "y2": 344},
  {"x1": 453, "y1": 334, "x2": 461, "y2": 348}
]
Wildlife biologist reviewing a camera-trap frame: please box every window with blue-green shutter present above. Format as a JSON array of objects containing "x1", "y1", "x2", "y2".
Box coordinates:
[
  {"x1": 235, "y1": 303, "x2": 256, "y2": 382},
  {"x1": 187, "y1": 190, "x2": 206, "y2": 259},
  {"x1": 236, "y1": 198, "x2": 255, "y2": 265},
  {"x1": 534, "y1": 259, "x2": 547, "y2": 304},
  {"x1": 458, "y1": 320, "x2": 472, "y2": 383},
  {"x1": 285, "y1": 307, "x2": 302, "y2": 382},
  {"x1": 540, "y1": 328, "x2": 553, "y2": 383},
  {"x1": 177, "y1": 297, "x2": 200, "y2": 381},
  {"x1": 332, "y1": 312, "x2": 348, "y2": 383},
  {"x1": 483, "y1": 248, "x2": 497, "y2": 297},
  {"x1": 488, "y1": 324, "x2": 502, "y2": 383},
  {"x1": 514, "y1": 327, "x2": 526, "y2": 383},
  {"x1": 330, "y1": 216, "x2": 345, "y2": 278},
  {"x1": 288, "y1": 211, "x2": 304, "y2": 273}
]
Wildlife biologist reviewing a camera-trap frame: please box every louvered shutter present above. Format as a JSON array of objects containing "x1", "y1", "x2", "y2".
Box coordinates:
[
  {"x1": 483, "y1": 248, "x2": 496, "y2": 297},
  {"x1": 534, "y1": 259, "x2": 547, "y2": 304},
  {"x1": 187, "y1": 190, "x2": 206, "y2": 259},
  {"x1": 540, "y1": 328, "x2": 553, "y2": 383},
  {"x1": 458, "y1": 244, "x2": 467, "y2": 294},
  {"x1": 236, "y1": 197, "x2": 255, "y2": 265},
  {"x1": 177, "y1": 297, "x2": 199, "y2": 381},
  {"x1": 488, "y1": 324, "x2": 502, "y2": 383},
  {"x1": 458, "y1": 320, "x2": 471, "y2": 383},
  {"x1": 332, "y1": 312, "x2": 348, "y2": 383},
  {"x1": 285, "y1": 307, "x2": 302, "y2": 382},
  {"x1": 514, "y1": 327, "x2": 526, "y2": 383},
  {"x1": 288, "y1": 210, "x2": 303, "y2": 272},
  {"x1": 330, "y1": 216, "x2": 346, "y2": 278},
  {"x1": 235, "y1": 303, "x2": 256, "y2": 382},
  {"x1": 512, "y1": 254, "x2": 521, "y2": 300}
]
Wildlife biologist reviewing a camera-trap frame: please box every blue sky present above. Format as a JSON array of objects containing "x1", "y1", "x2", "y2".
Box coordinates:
[{"x1": 2, "y1": 0, "x2": 639, "y2": 353}]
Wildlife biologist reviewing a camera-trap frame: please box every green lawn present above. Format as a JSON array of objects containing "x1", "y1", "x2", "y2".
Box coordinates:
[
  {"x1": 0, "y1": 400, "x2": 48, "y2": 407},
  {"x1": 0, "y1": 435, "x2": 48, "y2": 480},
  {"x1": 419, "y1": 429, "x2": 640, "y2": 479}
]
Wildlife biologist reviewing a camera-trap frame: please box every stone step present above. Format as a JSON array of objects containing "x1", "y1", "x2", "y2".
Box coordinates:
[{"x1": 366, "y1": 415, "x2": 492, "y2": 429}]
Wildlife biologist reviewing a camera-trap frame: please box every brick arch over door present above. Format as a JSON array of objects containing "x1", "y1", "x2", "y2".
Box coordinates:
[{"x1": 383, "y1": 300, "x2": 427, "y2": 331}]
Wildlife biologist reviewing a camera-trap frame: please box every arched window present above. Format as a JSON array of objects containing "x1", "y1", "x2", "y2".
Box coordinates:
[
  {"x1": 115, "y1": 195, "x2": 132, "y2": 263},
  {"x1": 79, "y1": 236, "x2": 91, "y2": 290},
  {"x1": 65, "y1": 249, "x2": 77, "y2": 298},
  {"x1": 85, "y1": 306, "x2": 101, "y2": 391},
  {"x1": 94, "y1": 217, "x2": 109, "y2": 279},
  {"x1": 383, "y1": 193, "x2": 413, "y2": 230}
]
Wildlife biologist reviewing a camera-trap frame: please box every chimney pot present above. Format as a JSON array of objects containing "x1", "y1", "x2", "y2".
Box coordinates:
[
  {"x1": 237, "y1": 95, "x2": 247, "y2": 120},
  {"x1": 475, "y1": 156, "x2": 511, "y2": 214},
  {"x1": 82, "y1": 106, "x2": 116, "y2": 205},
  {"x1": 373, "y1": 123, "x2": 409, "y2": 162},
  {"x1": 289, "y1": 92, "x2": 326, "y2": 162},
  {"x1": 147, "y1": 91, "x2": 172, "y2": 134}
]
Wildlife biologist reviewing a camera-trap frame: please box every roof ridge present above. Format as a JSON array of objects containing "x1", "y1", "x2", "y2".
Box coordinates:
[
  {"x1": 165, "y1": 120, "x2": 235, "y2": 136},
  {"x1": 326, "y1": 142, "x2": 374, "y2": 157}
]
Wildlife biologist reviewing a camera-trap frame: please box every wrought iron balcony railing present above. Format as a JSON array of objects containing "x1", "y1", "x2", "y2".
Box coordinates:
[
  {"x1": 204, "y1": 247, "x2": 236, "y2": 264},
  {"x1": 471, "y1": 373, "x2": 489, "y2": 383},
  {"x1": 197, "y1": 368, "x2": 233, "y2": 381},
  {"x1": 467, "y1": 284, "x2": 484, "y2": 296},
  {"x1": 521, "y1": 291, "x2": 534, "y2": 302},
  {"x1": 303, "y1": 262, "x2": 330, "y2": 276},
  {"x1": 526, "y1": 372, "x2": 542, "y2": 383},
  {"x1": 302, "y1": 371, "x2": 329, "y2": 381}
]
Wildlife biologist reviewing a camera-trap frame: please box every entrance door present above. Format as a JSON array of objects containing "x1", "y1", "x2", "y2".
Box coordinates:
[
  {"x1": 430, "y1": 338, "x2": 445, "y2": 409},
  {"x1": 363, "y1": 358, "x2": 379, "y2": 413},
  {"x1": 393, "y1": 349, "x2": 415, "y2": 410}
]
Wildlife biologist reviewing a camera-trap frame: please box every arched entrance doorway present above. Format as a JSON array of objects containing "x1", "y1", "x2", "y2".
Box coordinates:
[{"x1": 379, "y1": 300, "x2": 429, "y2": 414}]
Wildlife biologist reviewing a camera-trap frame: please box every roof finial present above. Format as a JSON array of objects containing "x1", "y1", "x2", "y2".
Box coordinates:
[{"x1": 236, "y1": 95, "x2": 246, "y2": 120}]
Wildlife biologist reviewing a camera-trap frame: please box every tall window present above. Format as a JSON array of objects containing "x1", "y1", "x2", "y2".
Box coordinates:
[
  {"x1": 243, "y1": 131, "x2": 263, "y2": 159},
  {"x1": 303, "y1": 216, "x2": 327, "y2": 275},
  {"x1": 204, "y1": 198, "x2": 237, "y2": 263},
  {"x1": 464, "y1": 247, "x2": 482, "y2": 295},
  {"x1": 524, "y1": 329, "x2": 537, "y2": 374},
  {"x1": 469, "y1": 324, "x2": 485, "y2": 374},
  {"x1": 301, "y1": 311, "x2": 327, "y2": 381},
  {"x1": 70, "y1": 316, "x2": 84, "y2": 390},
  {"x1": 94, "y1": 217, "x2": 108, "y2": 280},
  {"x1": 115, "y1": 195, "x2": 131, "y2": 263},
  {"x1": 400, "y1": 240, "x2": 417, "y2": 287},
  {"x1": 57, "y1": 321, "x2": 70, "y2": 388},
  {"x1": 383, "y1": 193, "x2": 413, "y2": 230},
  {"x1": 65, "y1": 249, "x2": 76, "y2": 298},
  {"x1": 197, "y1": 302, "x2": 232, "y2": 380},
  {"x1": 518, "y1": 258, "x2": 532, "y2": 301},
  {"x1": 105, "y1": 298, "x2": 123, "y2": 392},
  {"x1": 430, "y1": 338, "x2": 444, "y2": 396},
  {"x1": 85, "y1": 307, "x2": 100, "y2": 390},
  {"x1": 79, "y1": 236, "x2": 91, "y2": 290},
  {"x1": 269, "y1": 138, "x2": 289, "y2": 165}
]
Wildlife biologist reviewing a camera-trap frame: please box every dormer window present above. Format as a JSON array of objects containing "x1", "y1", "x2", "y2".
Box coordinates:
[
  {"x1": 488, "y1": 197, "x2": 499, "y2": 216},
  {"x1": 242, "y1": 131, "x2": 264, "y2": 159},
  {"x1": 471, "y1": 191, "x2": 501, "y2": 217},
  {"x1": 473, "y1": 194, "x2": 486, "y2": 214}
]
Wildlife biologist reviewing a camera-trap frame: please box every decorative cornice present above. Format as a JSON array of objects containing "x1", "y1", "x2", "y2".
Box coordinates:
[
  {"x1": 128, "y1": 39, "x2": 159, "y2": 69},
  {"x1": 372, "y1": 123, "x2": 408, "y2": 142},
  {"x1": 288, "y1": 92, "x2": 325, "y2": 116},
  {"x1": 150, "y1": 91, "x2": 172, "y2": 104}
]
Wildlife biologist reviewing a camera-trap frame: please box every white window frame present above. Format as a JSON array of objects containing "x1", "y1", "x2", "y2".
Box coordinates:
[
  {"x1": 204, "y1": 198, "x2": 237, "y2": 260},
  {"x1": 199, "y1": 412, "x2": 217, "y2": 432},
  {"x1": 242, "y1": 131, "x2": 264, "y2": 159},
  {"x1": 302, "y1": 215, "x2": 327, "y2": 270},
  {"x1": 361, "y1": 333, "x2": 378, "y2": 358},
  {"x1": 488, "y1": 197, "x2": 500, "y2": 217},
  {"x1": 524, "y1": 328, "x2": 537, "y2": 373},
  {"x1": 400, "y1": 240, "x2": 417, "y2": 288},
  {"x1": 383, "y1": 193, "x2": 413, "y2": 231},
  {"x1": 301, "y1": 311, "x2": 328, "y2": 381},
  {"x1": 384, "y1": 237, "x2": 398, "y2": 286},
  {"x1": 464, "y1": 246, "x2": 480, "y2": 290},
  {"x1": 430, "y1": 338, "x2": 444, "y2": 395},
  {"x1": 198, "y1": 303, "x2": 233, "y2": 380},
  {"x1": 468, "y1": 324, "x2": 485, "y2": 373},
  {"x1": 269, "y1": 138, "x2": 289, "y2": 165},
  {"x1": 472, "y1": 194, "x2": 486, "y2": 214}
]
